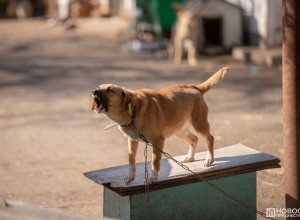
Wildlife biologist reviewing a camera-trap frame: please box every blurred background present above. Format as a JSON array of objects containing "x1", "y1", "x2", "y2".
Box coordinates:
[
  {"x1": 0, "y1": 0, "x2": 283, "y2": 219},
  {"x1": 0, "y1": 0, "x2": 282, "y2": 51}
]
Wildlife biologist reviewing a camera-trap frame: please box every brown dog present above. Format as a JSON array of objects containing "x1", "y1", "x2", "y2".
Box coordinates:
[
  {"x1": 92, "y1": 67, "x2": 229, "y2": 184},
  {"x1": 171, "y1": 3, "x2": 198, "y2": 66}
]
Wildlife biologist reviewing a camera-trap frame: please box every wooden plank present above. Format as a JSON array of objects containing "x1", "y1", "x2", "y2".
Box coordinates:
[{"x1": 84, "y1": 144, "x2": 280, "y2": 196}]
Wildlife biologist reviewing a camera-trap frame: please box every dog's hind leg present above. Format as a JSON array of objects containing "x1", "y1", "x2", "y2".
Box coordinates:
[
  {"x1": 188, "y1": 43, "x2": 197, "y2": 66},
  {"x1": 203, "y1": 131, "x2": 214, "y2": 167},
  {"x1": 193, "y1": 122, "x2": 214, "y2": 167},
  {"x1": 175, "y1": 128, "x2": 198, "y2": 163},
  {"x1": 191, "y1": 106, "x2": 215, "y2": 167},
  {"x1": 196, "y1": 123, "x2": 214, "y2": 167}
]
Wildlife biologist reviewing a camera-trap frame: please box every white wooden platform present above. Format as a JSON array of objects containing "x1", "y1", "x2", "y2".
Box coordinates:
[{"x1": 84, "y1": 144, "x2": 280, "y2": 196}]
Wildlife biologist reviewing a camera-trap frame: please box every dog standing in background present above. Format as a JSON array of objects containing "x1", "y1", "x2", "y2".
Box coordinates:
[{"x1": 171, "y1": 3, "x2": 198, "y2": 66}]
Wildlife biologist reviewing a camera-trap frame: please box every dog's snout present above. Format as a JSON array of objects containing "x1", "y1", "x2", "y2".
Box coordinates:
[{"x1": 92, "y1": 90, "x2": 101, "y2": 97}]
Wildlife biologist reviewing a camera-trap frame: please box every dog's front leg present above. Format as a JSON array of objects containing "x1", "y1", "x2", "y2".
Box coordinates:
[
  {"x1": 148, "y1": 139, "x2": 164, "y2": 184},
  {"x1": 188, "y1": 43, "x2": 197, "y2": 66},
  {"x1": 124, "y1": 139, "x2": 139, "y2": 184},
  {"x1": 174, "y1": 38, "x2": 183, "y2": 64}
]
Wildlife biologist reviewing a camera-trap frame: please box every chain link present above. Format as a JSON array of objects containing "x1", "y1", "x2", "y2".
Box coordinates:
[
  {"x1": 144, "y1": 143, "x2": 151, "y2": 216},
  {"x1": 139, "y1": 133, "x2": 275, "y2": 220}
]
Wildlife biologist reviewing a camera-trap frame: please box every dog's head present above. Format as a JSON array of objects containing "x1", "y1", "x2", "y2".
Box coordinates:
[
  {"x1": 91, "y1": 84, "x2": 133, "y2": 124},
  {"x1": 171, "y1": 3, "x2": 195, "y2": 25}
]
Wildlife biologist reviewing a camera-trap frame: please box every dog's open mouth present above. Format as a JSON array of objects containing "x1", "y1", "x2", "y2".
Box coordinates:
[
  {"x1": 95, "y1": 98, "x2": 104, "y2": 110},
  {"x1": 93, "y1": 97, "x2": 107, "y2": 112},
  {"x1": 92, "y1": 90, "x2": 109, "y2": 113}
]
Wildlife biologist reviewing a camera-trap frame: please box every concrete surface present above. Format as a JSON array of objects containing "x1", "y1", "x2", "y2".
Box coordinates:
[
  {"x1": 0, "y1": 18, "x2": 284, "y2": 219},
  {"x1": 232, "y1": 46, "x2": 282, "y2": 66},
  {"x1": 0, "y1": 199, "x2": 101, "y2": 220}
]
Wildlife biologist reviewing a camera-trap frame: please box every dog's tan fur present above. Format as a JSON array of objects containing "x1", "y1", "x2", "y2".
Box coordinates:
[
  {"x1": 92, "y1": 67, "x2": 229, "y2": 184},
  {"x1": 171, "y1": 3, "x2": 198, "y2": 66}
]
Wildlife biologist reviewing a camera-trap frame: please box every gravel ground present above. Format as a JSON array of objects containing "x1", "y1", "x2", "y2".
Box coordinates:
[{"x1": 0, "y1": 18, "x2": 284, "y2": 219}]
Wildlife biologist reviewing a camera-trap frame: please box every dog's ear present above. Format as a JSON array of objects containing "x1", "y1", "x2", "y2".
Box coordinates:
[
  {"x1": 171, "y1": 3, "x2": 183, "y2": 14},
  {"x1": 91, "y1": 99, "x2": 96, "y2": 110},
  {"x1": 122, "y1": 89, "x2": 131, "y2": 108},
  {"x1": 122, "y1": 89, "x2": 133, "y2": 115}
]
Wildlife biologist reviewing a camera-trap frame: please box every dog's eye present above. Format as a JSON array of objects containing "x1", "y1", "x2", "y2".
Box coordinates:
[{"x1": 106, "y1": 87, "x2": 114, "y2": 93}]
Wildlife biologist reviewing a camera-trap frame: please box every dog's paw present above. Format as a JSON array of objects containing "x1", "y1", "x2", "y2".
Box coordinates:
[
  {"x1": 204, "y1": 157, "x2": 214, "y2": 167},
  {"x1": 188, "y1": 59, "x2": 197, "y2": 66},
  {"x1": 146, "y1": 175, "x2": 158, "y2": 185},
  {"x1": 181, "y1": 156, "x2": 195, "y2": 163},
  {"x1": 124, "y1": 165, "x2": 136, "y2": 184},
  {"x1": 124, "y1": 175, "x2": 135, "y2": 184}
]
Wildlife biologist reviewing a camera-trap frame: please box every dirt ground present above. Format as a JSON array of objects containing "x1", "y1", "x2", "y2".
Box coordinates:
[{"x1": 0, "y1": 18, "x2": 284, "y2": 219}]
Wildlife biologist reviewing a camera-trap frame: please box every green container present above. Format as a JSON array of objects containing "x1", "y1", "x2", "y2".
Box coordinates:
[
  {"x1": 136, "y1": 0, "x2": 183, "y2": 39},
  {"x1": 103, "y1": 173, "x2": 257, "y2": 220}
]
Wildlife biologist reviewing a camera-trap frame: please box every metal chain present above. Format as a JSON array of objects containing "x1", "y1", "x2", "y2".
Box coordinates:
[
  {"x1": 139, "y1": 133, "x2": 275, "y2": 220},
  {"x1": 144, "y1": 143, "x2": 151, "y2": 216}
]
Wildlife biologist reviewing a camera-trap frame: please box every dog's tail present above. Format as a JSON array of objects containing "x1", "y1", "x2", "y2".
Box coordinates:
[{"x1": 197, "y1": 67, "x2": 229, "y2": 94}]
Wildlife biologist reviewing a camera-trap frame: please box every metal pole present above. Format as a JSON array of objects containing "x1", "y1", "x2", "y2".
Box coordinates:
[{"x1": 282, "y1": 0, "x2": 300, "y2": 212}]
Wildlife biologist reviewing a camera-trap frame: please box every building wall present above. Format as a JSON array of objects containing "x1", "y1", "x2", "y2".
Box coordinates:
[
  {"x1": 225, "y1": 0, "x2": 282, "y2": 47},
  {"x1": 267, "y1": 0, "x2": 282, "y2": 47}
]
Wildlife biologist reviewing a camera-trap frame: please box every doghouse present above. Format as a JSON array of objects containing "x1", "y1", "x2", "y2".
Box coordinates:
[{"x1": 196, "y1": 0, "x2": 243, "y2": 54}]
